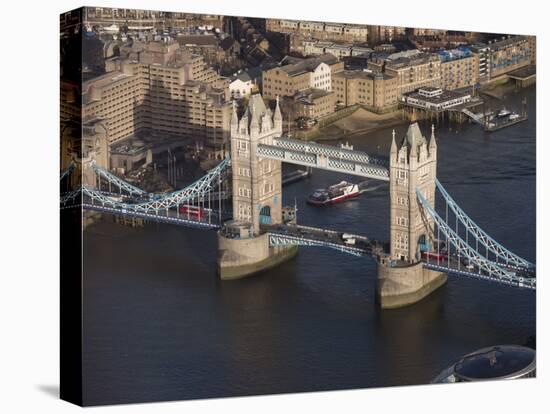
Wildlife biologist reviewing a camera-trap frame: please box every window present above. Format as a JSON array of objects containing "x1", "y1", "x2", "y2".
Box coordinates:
[
  {"x1": 238, "y1": 167, "x2": 251, "y2": 177},
  {"x1": 261, "y1": 160, "x2": 273, "y2": 174},
  {"x1": 394, "y1": 233, "x2": 409, "y2": 250},
  {"x1": 262, "y1": 182, "x2": 275, "y2": 196},
  {"x1": 238, "y1": 203, "x2": 251, "y2": 220},
  {"x1": 396, "y1": 216, "x2": 408, "y2": 226},
  {"x1": 397, "y1": 196, "x2": 409, "y2": 206},
  {"x1": 238, "y1": 186, "x2": 251, "y2": 198}
]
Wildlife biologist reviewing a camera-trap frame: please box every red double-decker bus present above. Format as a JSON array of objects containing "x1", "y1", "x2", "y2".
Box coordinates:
[
  {"x1": 421, "y1": 251, "x2": 447, "y2": 262},
  {"x1": 179, "y1": 205, "x2": 205, "y2": 220}
]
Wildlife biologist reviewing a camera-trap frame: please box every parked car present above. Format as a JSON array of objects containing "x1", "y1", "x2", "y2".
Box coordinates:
[{"x1": 342, "y1": 233, "x2": 356, "y2": 246}]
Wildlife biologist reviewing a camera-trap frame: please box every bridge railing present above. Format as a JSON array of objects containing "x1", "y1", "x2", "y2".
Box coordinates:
[
  {"x1": 93, "y1": 162, "x2": 147, "y2": 196},
  {"x1": 264, "y1": 222, "x2": 376, "y2": 258},
  {"x1": 61, "y1": 158, "x2": 232, "y2": 229},
  {"x1": 435, "y1": 178, "x2": 534, "y2": 270},
  {"x1": 60, "y1": 163, "x2": 75, "y2": 180},
  {"x1": 416, "y1": 187, "x2": 535, "y2": 289}
]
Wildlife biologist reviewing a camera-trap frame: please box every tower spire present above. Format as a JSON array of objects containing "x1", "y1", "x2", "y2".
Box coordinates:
[
  {"x1": 250, "y1": 102, "x2": 259, "y2": 135},
  {"x1": 390, "y1": 129, "x2": 397, "y2": 154},
  {"x1": 429, "y1": 124, "x2": 437, "y2": 151},
  {"x1": 274, "y1": 95, "x2": 282, "y2": 120},
  {"x1": 231, "y1": 99, "x2": 238, "y2": 126},
  {"x1": 273, "y1": 95, "x2": 282, "y2": 132},
  {"x1": 410, "y1": 134, "x2": 418, "y2": 161}
]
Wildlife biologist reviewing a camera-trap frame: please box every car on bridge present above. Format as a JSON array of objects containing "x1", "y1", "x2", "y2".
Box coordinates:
[
  {"x1": 461, "y1": 258, "x2": 475, "y2": 271},
  {"x1": 342, "y1": 233, "x2": 357, "y2": 246}
]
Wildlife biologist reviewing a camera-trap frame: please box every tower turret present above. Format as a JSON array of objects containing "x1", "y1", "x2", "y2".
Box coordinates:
[
  {"x1": 273, "y1": 96, "x2": 283, "y2": 133},
  {"x1": 230, "y1": 100, "x2": 239, "y2": 136},
  {"x1": 249, "y1": 103, "x2": 260, "y2": 138},
  {"x1": 389, "y1": 122, "x2": 437, "y2": 262},
  {"x1": 229, "y1": 93, "x2": 283, "y2": 234},
  {"x1": 429, "y1": 124, "x2": 437, "y2": 154},
  {"x1": 390, "y1": 129, "x2": 397, "y2": 157}
]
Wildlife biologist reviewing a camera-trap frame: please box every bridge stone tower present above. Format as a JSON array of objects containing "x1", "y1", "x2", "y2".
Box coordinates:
[
  {"x1": 217, "y1": 93, "x2": 297, "y2": 280},
  {"x1": 377, "y1": 122, "x2": 446, "y2": 309},
  {"x1": 230, "y1": 94, "x2": 283, "y2": 234},
  {"x1": 389, "y1": 122, "x2": 437, "y2": 262}
]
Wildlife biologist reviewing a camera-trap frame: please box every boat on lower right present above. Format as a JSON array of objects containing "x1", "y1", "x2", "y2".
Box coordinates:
[
  {"x1": 485, "y1": 104, "x2": 528, "y2": 132},
  {"x1": 432, "y1": 345, "x2": 536, "y2": 384}
]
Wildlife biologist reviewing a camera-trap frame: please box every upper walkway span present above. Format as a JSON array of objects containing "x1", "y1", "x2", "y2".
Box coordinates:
[{"x1": 257, "y1": 137, "x2": 390, "y2": 181}]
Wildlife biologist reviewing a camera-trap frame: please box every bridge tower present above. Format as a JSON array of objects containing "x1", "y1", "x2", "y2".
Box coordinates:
[
  {"x1": 389, "y1": 122, "x2": 437, "y2": 262},
  {"x1": 218, "y1": 93, "x2": 297, "y2": 279},
  {"x1": 377, "y1": 122, "x2": 446, "y2": 308},
  {"x1": 230, "y1": 93, "x2": 283, "y2": 234}
]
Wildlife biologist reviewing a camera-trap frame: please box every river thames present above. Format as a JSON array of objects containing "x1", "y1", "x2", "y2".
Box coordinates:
[{"x1": 82, "y1": 86, "x2": 535, "y2": 405}]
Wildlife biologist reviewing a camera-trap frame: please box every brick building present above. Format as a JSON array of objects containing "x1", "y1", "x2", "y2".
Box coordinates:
[
  {"x1": 69, "y1": 41, "x2": 232, "y2": 151},
  {"x1": 262, "y1": 54, "x2": 343, "y2": 100},
  {"x1": 333, "y1": 70, "x2": 398, "y2": 112}
]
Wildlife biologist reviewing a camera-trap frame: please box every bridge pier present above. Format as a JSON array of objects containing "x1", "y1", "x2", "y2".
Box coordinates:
[
  {"x1": 217, "y1": 230, "x2": 297, "y2": 280},
  {"x1": 376, "y1": 259, "x2": 447, "y2": 309}
]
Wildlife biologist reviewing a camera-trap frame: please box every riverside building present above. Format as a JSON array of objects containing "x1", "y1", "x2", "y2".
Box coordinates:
[
  {"x1": 262, "y1": 54, "x2": 343, "y2": 100},
  {"x1": 369, "y1": 51, "x2": 441, "y2": 96},
  {"x1": 438, "y1": 47, "x2": 477, "y2": 90},
  {"x1": 332, "y1": 70, "x2": 398, "y2": 112},
  {"x1": 72, "y1": 41, "x2": 232, "y2": 153}
]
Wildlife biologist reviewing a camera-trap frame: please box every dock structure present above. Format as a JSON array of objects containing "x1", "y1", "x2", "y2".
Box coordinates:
[
  {"x1": 460, "y1": 108, "x2": 485, "y2": 125},
  {"x1": 508, "y1": 65, "x2": 536, "y2": 88},
  {"x1": 400, "y1": 87, "x2": 483, "y2": 124},
  {"x1": 485, "y1": 114, "x2": 528, "y2": 132}
]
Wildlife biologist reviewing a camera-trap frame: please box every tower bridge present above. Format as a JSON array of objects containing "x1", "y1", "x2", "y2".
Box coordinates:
[{"x1": 61, "y1": 93, "x2": 535, "y2": 308}]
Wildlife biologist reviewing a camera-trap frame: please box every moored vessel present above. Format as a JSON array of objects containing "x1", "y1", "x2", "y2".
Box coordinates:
[{"x1": 307, "y1": 181, "x2": 360, "y2": 206}]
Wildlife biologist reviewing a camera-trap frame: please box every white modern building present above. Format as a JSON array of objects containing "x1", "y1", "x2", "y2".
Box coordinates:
[
  {"x1": 401, "y1": 87, "x2": 472, "y2": 111},
  {"x1": 229, "y1": 71, "x2": 254, "y2": 99}
]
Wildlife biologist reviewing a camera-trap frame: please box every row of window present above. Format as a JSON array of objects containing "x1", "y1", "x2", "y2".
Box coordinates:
[
  {"x1": 394, "y1": 233, "x2": 409, "y2": 250},
  {"x1": 396, "y1": 216, "x2": 408, "y2": 226},
  {"x1": 237, "y1": 203, "x2": 251, "y2": 221},
  {"x1": 237, "y1": 167, "x2": 251, "y2": 177},
  {"x1": 237, "y1": 186, "x2": 251, "y2": 198},
  {"x1": 396, "y1": 196, "x2": 409, "y2": 206}
]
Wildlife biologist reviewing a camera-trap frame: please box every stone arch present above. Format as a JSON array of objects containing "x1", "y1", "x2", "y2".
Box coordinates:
[
  {"x1": 417, "y1": 233, "x2": 429, "y2": 259},
  {"x1": 259, "y1": 205, "x2": 271, "y2": 225}
]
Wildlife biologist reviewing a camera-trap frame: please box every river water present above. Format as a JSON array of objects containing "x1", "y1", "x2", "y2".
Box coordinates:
[{"x1": 82, "y1": 86, "x2": 536, "y2": 405}]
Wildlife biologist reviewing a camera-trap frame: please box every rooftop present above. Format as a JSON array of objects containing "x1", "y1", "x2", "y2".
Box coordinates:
[
  {"x1": 404, "y1": 88, "x2": 471, "y2": 105},
  {"x1": 219, "y1": 36, "x2": 238, "y2": 50},
  {"x1": 110, "y1": 137, "x2": 149, "y2": 155},
  {"x1": 402, "y1": 122, "x2": 427, "y2": 148},
  {"x1": 439, "y1": 47, "x2": 472, "y2": 62},
  {"x1": 82, "y1": 71, "x2": 133, "y2": 94},
  {"x1": 278, "y1": 53, "x2": 339, "y2": 76},
  {"x1": 385, "y1": 52, "x2": 438, "y2": 69},
  {"x1": 387, "y1": 49, "x2": 422, "y2": 61},
  {"x1": 230, "y1": 71, "x2": 252, "y2": 83},
  {"x1": 507, "y1": 65, "x2": 536, "y2": 79},
  {"x1": 176, "y1": 34, "x2": 219, "y2": 46},
  {"x1": 295, "y1": 88, "x2": 333, "y2": 103},
  {"x1": 487, "y1": 35, "x2": 528, "y2": 51},
  {"x1": 334, "y1": 69, "x2": 393, "y2": 80}
]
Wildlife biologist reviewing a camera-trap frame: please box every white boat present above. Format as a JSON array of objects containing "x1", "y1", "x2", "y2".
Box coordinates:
[
  {"x1": 307, "y1": 181, "x2": 360, "y2": 206},
  {"x1": 497, "y1": 108, "x2": 512, "y2": 118}
]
